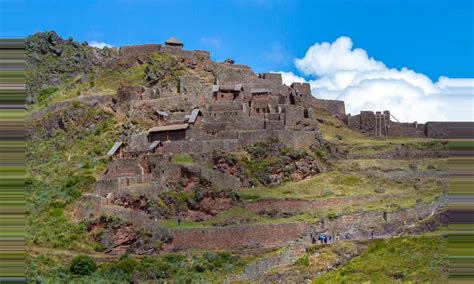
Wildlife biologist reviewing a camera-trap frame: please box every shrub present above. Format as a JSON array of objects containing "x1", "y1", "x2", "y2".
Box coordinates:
[
  {"x1": 321, "y1": 189, "x2": 334, "y2": 197},
  {"x1": 37, "y1": 86, "x2": 58, "y2": 103},
  {"x1": 295, "y1": 255, "x2": 310, "y2": 266},
  {"x1": 171, "y1": 154, "x2": 193, "y2": 165},
  {"x1": 374, "y1": 187, "x2": 386, "y2": 194},
  {"x1": 327, "y1": 212, "x2": 339, "y2": 220},
  {"x1": 69, "y1": 255, "x2": 97, "y2": 276}
]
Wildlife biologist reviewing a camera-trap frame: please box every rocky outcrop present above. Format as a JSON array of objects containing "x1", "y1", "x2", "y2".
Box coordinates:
[{"x1": 26, "y1": 31, "x2": 116, "y2": 102}]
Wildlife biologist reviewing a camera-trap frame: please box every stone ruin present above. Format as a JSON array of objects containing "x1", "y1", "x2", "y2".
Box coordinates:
[
  {"x1": 347, "y1": 110, "x2": 472, "y2": 139},
  {"x1": 72, "y1": 36, "x2": 341, "y2": 252},
  {"x1": 71, "y1": 36, "x2": 460, "y2": 254}
]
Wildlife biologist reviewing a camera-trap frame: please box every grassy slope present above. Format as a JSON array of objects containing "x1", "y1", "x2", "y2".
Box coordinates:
[
  {"x1": 26, "y1": 32, "x2": 449, "y2": 282},
  {"x1": 26, "y1": 44, "x2": 188, "y2": 252},
  {"x1": 26, "y1": 106, "x2": 118, "y2": 251},
  {"x1": 28, "y1": 249, "x2": 249, "y2": 283},
  {"x1": 312, "y1": 235, "x2": 448, "y2": 283}
]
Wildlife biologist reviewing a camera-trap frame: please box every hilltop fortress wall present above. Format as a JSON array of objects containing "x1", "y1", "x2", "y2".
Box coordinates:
[
  {"x1": 117, "y1": 40, "x2": 469, "y2": 146},
  {"x1": 347, "y1": 111, "x2": 472, "y2": 139}
]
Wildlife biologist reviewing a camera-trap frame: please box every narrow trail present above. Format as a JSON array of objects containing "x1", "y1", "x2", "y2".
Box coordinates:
[
  {"x1": 225, "y1": 214, "x2": 443, "y2": 283},
  {"x1": 28, "y1": 246, "x2": 120, "y2": 263}
]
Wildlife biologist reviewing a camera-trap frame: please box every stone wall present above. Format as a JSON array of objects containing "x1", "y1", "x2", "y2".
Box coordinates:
[
  {"x1": 313, "y1": 98, "x2": 346, "y2": 116},
  {"x1": 119, "y1": 44, "x2": 211, "y2": 62},
  {"x1": 117, "y1": 86, "x2": 145, "y2": 104},
  {"x1": 161, "y1": 139, "x2": 241, "y2": 153},
  {"x1": 169, "y1": 223, "x2": 307, "y2": 250},
  {"x1": 348, "y1": 109, "x2": 474, "y2": 139},
  {"x1": 259, "y1": 73, "x2": 283, "y2": 85},
  {"x1": 290, "y1": 82, "x2": 311, "y2": 96},
  {"x1": 119, "y1": 44, "x2": 162, "y2": 57},
  {"x1": 105, "y1": 158, "x2": 143, "y2": 177},
  {"x1": 281, "y1": 105, "x2": 305, "y2": 128},
  {"x1": 388, "y1": 122, "x2": 425, "y2": 137},
  {"x1": 425, "y1": 121, "x2": 474, "y2": 139},
  {"x1": 182, "y1": 165, "x2": 241, "y2": 190},
  {"x1": 128, "y1": 133, "x2": 149, "y2": 151}
]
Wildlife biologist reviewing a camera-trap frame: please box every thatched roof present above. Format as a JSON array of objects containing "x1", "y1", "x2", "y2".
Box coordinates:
[
  {"x1": 165, "y1": 36, "x2": 183, "y2": 45},
  {"x1": 148, "y1": 123, "x2": 189, "y2": 133}
]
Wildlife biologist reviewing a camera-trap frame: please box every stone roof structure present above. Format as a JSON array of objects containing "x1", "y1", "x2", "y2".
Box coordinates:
[
  {"x1": 148, "y1": 123, "x2": 189, "y2": 133},
  {"x1": 148, "y1": 140, "x2": 162, "y2": 150},
  {"x1": 188, "y1": 109, "x2": 201, "y2": 124},
  {"x1": 251, "y1": 88, "x2": 271, "y2": 94},
  {"x1": 165, "y1": 36, "x2": 183, "y2": 47},
  {"x1": 106, "y1": 142, "x2": 122, "y2": 156},
  {"x1": 156, "y1": 110, "x2": 169, "y2": 117}
]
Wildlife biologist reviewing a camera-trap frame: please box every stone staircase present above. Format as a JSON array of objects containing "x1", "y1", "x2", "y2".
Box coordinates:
[{"x1": 226, "y1": 233, "x2": 312, "y2": 282}]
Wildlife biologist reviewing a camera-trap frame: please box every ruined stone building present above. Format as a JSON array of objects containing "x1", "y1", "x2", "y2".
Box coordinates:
[
  {"x1": 94, "y1": 36, "x2": 464, "y2": 198},
  {"x1": 346, "y1": 110, "x2": 468, "y2": 138},
  {"x1": 73, "y1": 37, "x2": 464, "y2": 250}
]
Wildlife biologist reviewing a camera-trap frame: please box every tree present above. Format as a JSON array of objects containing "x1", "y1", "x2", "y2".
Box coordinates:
[{"x1": 69, "y1": 255, "x2": 97, "y2": 276}]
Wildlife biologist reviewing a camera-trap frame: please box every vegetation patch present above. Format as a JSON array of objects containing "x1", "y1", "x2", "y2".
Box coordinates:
[
  {"x1": 27, "y1": 105, "x2": 118, "y2": 250},
  {"x1": 312, "y1": 235, "x2": 448, "y2": 283},
  {"x1": 171, "y1": 153, "x2": 194, "y2": 165},
  {"x1": 29, "y1": 250, "x2": 245, "y2": 283}
]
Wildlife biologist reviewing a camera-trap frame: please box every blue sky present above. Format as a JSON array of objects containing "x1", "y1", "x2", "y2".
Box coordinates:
[
  {"x1": 1, "y1": 0, "x2": 473, "y2": 121},
  {"x1": 1, "y1": 0, "x2": 472, "y2": 79}
]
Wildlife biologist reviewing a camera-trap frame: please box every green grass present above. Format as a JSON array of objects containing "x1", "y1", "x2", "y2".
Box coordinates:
[
  {"x1": 26, "y1": 105, "x2": 119, "y2": 251},
  {"x1": 95, "y1": 63, "x2": 146, "y2": 91},
  {"x1": 312, "y1": 235, "x2": 448, "y2": 283},
  {"x1": 336, "y1": 158, "x2": 448, "y2": 172},
  {"x1": 171, "y1": 153, "x2": 194, "y2": 165},
  {"x1": 317, "y1": 115, "x2": 447, "y2": 158},
  {"x1": 28, "y1": 250, "x2": 247, "y2": 283},
  {"x1": 267, "y1": 241, "x2": 366, "y2": 280},
  {"x1": 239, "y1": 169, "x2": 443, "y2": 202},
  {"x1": 159, "y1": 207, "x2": 320, "y2": 229}
]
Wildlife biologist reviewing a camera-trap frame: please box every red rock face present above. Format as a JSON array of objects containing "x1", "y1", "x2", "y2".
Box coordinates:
[
  {"x1": 199, "y1": 197, "x2": 233, "y2": 215},
  {"x1": 290, "y1": 172, "x2": 303, "y2": 182},
  {"x1": 112, "y1": 225, "x2": 137, "y2": 254}
]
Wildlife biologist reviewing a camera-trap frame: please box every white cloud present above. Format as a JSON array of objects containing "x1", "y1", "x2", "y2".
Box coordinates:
[
  {"x1": 278, "y1": 36, "x2": 474, "y2": 122},
  {"x1": 295, "y1": 36, "x2": 385, "y2": 76},
  {"x1": 273, "y1": 71, "x2": 306, "y2": 85},
  {"x1": 89, "y1": 41, "x2": 113, "y2": 49}
]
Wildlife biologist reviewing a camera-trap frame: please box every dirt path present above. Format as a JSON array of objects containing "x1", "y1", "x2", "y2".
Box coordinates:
[
  {"x1": 28, "y1": 246, "x2": 119, "y2": 263},
  {"x1": 226, "y1": 203, "x2": 446, "y2": 282}
]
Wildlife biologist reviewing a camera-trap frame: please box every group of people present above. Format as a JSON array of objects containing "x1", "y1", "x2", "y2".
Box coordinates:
[
  {"x1": 312, "y1": 230, "x2": 376, "y2": 245},
  {"x1": 312, "y1": 233, "x2": 343, "y2": 244},
  {"x1": 311, "y1": 232, "x2": 356, "y2": 244}
]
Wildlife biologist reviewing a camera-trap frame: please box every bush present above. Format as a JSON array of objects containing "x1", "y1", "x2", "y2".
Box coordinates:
[
  {"x1": 295, "y1": 255, "x2": 310, "y2": 266},
  {"x1": 69, "y1": 255, "x2": 97, "y2": 276},
  {"x1": 374, "y1": 187, "x2": 386, "y2": 194},
  {"x1": 37, "y1": 85, "x2": 58, "y2": 103},
  {"x1": 327, "y1": 212, "x2": 339, "y2": 220},
  {"x1": 171, "y1": 154, "x2": 193, "y2": 165},
  {"x1": 321, "y1": 189, "x2": 334, "y2": 197}
]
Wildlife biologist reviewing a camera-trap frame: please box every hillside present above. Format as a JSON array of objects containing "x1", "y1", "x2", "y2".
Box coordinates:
[{"x1": 26, "y1": 31, "x2": 449, "y2": 282}]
